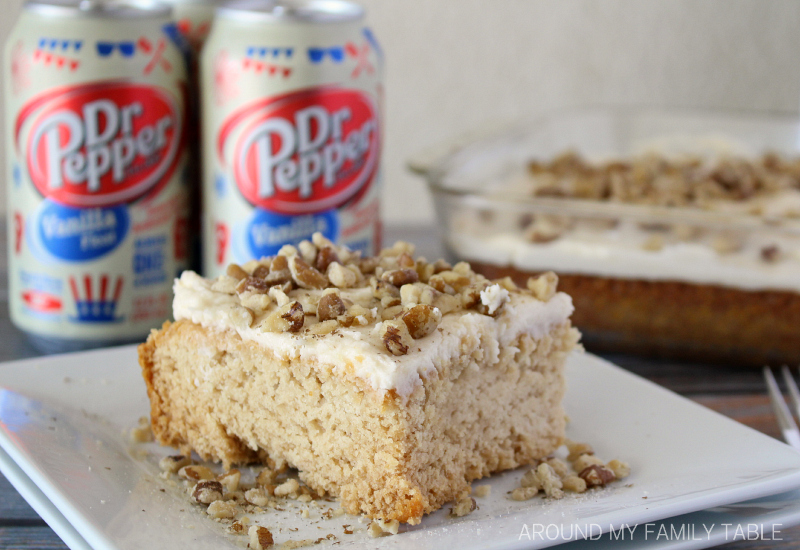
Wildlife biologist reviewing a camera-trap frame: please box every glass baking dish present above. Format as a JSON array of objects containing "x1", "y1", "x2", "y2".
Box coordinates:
[{"x1": 409, "y1": 107, "x2": 800, "y2": 365}]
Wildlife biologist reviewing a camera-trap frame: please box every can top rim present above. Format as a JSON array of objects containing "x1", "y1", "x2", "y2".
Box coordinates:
[
  {"x1": 24, "y1": 0, "x2": 171, "y2": 18},
  {"x1": 217, "y1": 0, "x2": 364, "y2": 23},
  {"x1": 159, "y1": 0, "x2": 217, "y2": 4}
]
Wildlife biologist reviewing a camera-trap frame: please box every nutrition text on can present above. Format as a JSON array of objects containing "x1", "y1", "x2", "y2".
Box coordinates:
[
  {"x1": 201, "y1": 0, "x2": 383, "y2": 277},
  {"x1": 4, "y1": 0, "x2": 190, "y2": 351}
]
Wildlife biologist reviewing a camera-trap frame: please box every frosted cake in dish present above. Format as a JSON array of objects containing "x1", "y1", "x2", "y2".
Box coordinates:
[
  {"x1": 138, "y1": 233, "x2": 579, "y2": 524},
  {"x1": 453, "y1": 151, "x2": 800, "y2": 364}
]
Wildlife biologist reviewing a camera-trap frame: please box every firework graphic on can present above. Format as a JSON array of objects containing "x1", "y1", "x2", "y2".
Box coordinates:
[
  {"x1": 4, "y1": 0, "x2": 190, "y2": 352},
  {"x1": 201, "y1": 0, "x2": 383, "y2": 277}
]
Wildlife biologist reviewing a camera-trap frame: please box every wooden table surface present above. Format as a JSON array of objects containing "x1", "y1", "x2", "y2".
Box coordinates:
[{"x1": 0, "y1": 225, "x2": 798, "y2": 549}]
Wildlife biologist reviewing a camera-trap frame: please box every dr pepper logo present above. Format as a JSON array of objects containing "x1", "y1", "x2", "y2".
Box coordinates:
[
  {"x1": 16, "y1": 82, "x2": 182, "y2": 208},
  {"x1": 218, "y1": 87, "x2": 379, "y2": 215}
]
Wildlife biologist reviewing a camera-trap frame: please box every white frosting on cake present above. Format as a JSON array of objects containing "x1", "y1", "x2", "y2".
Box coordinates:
[
  {"x1": 449, "y1": 187, "x2": 800, "y2": 293},
  {"x1": 479, "y1": 284, "x2": 509, "y2": 315},
  {"x1": 173, "y1": 271, "x2": 574, "y2": 398},
  {"x1": 451, "y1": 229, "x2": 800, "y2": 292}
]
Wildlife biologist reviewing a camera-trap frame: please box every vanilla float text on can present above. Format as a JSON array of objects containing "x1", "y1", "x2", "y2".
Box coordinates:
[
  {"x1": 4, "y1": 0, "x2": 190, "y2": 352},
  {"x1": 201, "y1": 0, "x2": 383, "y2": 277}
]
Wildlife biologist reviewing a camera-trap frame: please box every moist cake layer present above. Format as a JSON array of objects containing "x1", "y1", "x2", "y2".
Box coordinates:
[
  {"x1": 474, "y1": 262, "x2": 800, "y2": 365},
  {"x1": 140, "y1": 319, "x2": 577, "y2": 522}
]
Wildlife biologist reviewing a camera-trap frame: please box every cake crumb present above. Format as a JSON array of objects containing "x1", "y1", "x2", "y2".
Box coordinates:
[
  {"x1": 535, "y1": 463, "x2": 563, "y2": 499},
  {"x1": 159, "y1": 455, "x2": 192, "y2": 474},
  {"x1": 565, "y1": 440, "x2": 593, "y2": 462},
  {"x1": 545, "y1": 457, "x2": 569, "y2": 478},
  {"x1": 449, "y1": 497, "x2": 477, "y2": 517},
  {"x1": 180, "y1": 465, "x2": 215, "y2": 481},
  {"x1": 520, "y1": 468, "x2": 541, "y2": 489},
  {"x1": 245, "y1": 488, "x2": 271, "y2": 507},
  {"x1": 218, "y1": 469, "x2": 241, "y2": 492},
  {"x1": 572, "y1": 453, "x2": 603, "y2": 473},
  {"x1": 641, "y1": 234, "x2": 665, "y2": 252},
  {"x1": 562, "y1": 475, "x2": 587, "y2": 493},
  {"x1": 368, "y1": 519, "x2": 399, "y2": 537},
  {"x1": 510, "y1": 486, "x2": 538, "y2": 501},
  {"x1": 228, "y1": 519, "x2": 249, "y2": 534},
  {"x1": 130, "y1": 417, "x2": 153, "y2": 443},
  {"x1": 274, "y1": 479, "x2": 300, "y2": 498},
  {"x1": 279, "y1": 541, "x2": 312, "y2": 549},
  {"x1": 473, "y1": 485, "x2": 491, "y2": 498},
  {"x1": 329, "y1": 507, "x2": 345, "y2": 518},
  {"x1": 207, "y1": 500, "x2": 237, "y2": 519},
  {"x1": 606, "y1": 459, "x2": 631, "y2": 479},
  {"x1": 256, "y1": 468, "x2": 278, "y2": 486}
]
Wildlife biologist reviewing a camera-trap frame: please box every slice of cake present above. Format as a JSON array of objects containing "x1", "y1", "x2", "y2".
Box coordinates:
[{"x1": 138, "y1": 233, "x2": 579, "y2": 524}]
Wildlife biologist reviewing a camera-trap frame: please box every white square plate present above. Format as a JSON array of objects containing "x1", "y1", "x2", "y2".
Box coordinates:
[{"x1": 0, "y1": 347, "x2": 799, "y2": 550}]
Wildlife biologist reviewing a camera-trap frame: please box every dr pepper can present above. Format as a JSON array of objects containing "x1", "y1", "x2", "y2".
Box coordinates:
[
  {"x1": 4, "y1": 0, "x2": 190, "y2": 352},
  {"x1": 201, "y1": 0, "x2": 383, "y2": 277}
]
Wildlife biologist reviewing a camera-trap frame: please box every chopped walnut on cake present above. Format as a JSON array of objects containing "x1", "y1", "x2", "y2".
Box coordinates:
[
  {"x1": 528, "y1": 151, "x2": 800, "y2": 208},
  {"x1": 172, "y1": 233, "x2": 564, "y2": 359}
]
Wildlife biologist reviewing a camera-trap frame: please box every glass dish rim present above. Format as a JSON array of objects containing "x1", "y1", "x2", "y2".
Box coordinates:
[{"x1": 408, "y1": 104, "x2": 800, "y2": 236}]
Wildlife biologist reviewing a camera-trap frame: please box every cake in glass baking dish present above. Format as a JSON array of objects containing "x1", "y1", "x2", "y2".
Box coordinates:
[
  {"x1": 412, "y1": 108, "x2": 800, "y2": 364},
  {"x1": 138, "y1": 233, "x2": 580, "y2": 524}
]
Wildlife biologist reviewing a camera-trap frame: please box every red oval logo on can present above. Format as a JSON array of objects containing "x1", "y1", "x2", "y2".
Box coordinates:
[
  {"x1": 18, "y1": 82, "x2": 183, "y2": 208},
  {"x1": 219, "y1": 87, "x2": 379, "y2": 215},
  {"x1": 22, "y1": 290, "x2": 62, "y2": 313}
]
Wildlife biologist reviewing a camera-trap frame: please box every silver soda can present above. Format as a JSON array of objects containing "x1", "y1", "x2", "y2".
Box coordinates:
[
  {"x1": 201, "y1": 0, "x2": 383, "y2": 277},
  {"x1": 4, "y1": 0, "x2": 190, "y2": 352}
]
